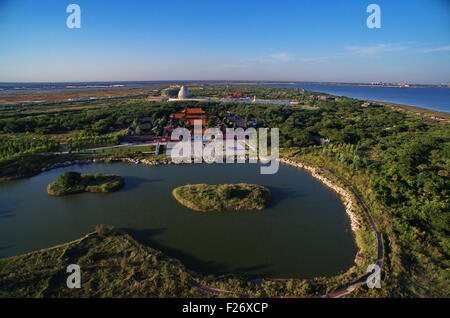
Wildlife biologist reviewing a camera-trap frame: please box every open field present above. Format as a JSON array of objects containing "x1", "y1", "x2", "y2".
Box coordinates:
[{"x1": 0, "y1": 87, "x2": 161, "y2": 105}]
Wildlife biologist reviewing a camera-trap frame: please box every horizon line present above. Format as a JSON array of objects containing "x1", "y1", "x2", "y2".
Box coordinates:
[{"x1": 0, "y1": 79, "x2": 448, "y2": 85}]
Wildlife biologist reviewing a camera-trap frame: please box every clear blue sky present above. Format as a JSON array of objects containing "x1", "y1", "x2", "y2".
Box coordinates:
[{"x1": 0, "y1": 0, "x2": 449, "y2": 83}]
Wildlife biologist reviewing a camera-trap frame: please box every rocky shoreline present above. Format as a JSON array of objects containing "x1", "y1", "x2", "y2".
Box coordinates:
[
  {"x1": 41, "y1": 159, "x2": 94, "y2": 171},
  {"x1": 97, "y1": 157, "x2": 173, "y2": 165},
  {"x1": 279, "y1": 158, "x2": 363, "y2": 232},
  {"x1": 40, "y1": 157, "x2": 174, "y2": 172}
]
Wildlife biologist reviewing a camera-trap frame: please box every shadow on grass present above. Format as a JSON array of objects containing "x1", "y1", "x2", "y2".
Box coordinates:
[{"x1": 122, "y1": 227, "x2": 276, "y2": 279}]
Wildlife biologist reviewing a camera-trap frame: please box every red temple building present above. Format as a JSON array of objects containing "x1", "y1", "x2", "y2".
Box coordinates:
[{"x1": 170, "y1": 108, "x2": 212, "y2": 126}]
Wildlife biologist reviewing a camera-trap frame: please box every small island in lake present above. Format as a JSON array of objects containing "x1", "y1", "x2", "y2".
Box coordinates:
[
  {"x1": 172, "y1": 183, "x2": 272, "y2": 212},
  {"x1": 47, "y1": 171, "x2": 124, "y2": 196}
]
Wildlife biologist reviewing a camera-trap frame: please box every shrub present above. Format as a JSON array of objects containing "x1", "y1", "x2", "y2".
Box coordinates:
[
  {"x1": 95, "y1": 224, "x2": 113, "y2": 236},
  {"x1": 57, "y1": 171, "x2": 81, "y2": 187}
]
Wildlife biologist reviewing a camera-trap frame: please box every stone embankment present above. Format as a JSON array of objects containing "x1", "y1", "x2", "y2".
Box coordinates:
[
  {"x1": 41, "y1": 159, "x2": 93, "y2": 172},
  {"x1": 40, "y1": 157, "x2": 174, "y2": 173},
  {"x1": 95, "y1": 157, "x2": 174, "y2": 166},
  {"x1": 279, "y1": 158, "x2": 363, "y2": 232}
]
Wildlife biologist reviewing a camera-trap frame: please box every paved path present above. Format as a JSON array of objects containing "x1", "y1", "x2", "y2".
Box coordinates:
[
  {"x1": 189, "y1": 157, "x2": 384, "y2": 298},
  {"x1": 61, "y1": 141, "x2": 166, "y2": 154}
]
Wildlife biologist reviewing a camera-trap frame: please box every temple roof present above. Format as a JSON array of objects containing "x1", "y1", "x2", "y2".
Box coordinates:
[{"x1": 182, "y1": 108, "x2": 205, "y2": 114}]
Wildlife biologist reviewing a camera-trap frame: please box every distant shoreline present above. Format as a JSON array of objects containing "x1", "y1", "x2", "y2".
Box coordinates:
[
  {"x1": 228, "y1": 81, "x2": 450, "y2": 89},
  {"x1": 1, "y1": 83, "x2": 449, "y2": 117},
  {"x1": 1, "y1": 80, "x2": 448, "y2": 88},
  {"x1": 372, "y1": 101, "x2": 450, "y2": 120}
]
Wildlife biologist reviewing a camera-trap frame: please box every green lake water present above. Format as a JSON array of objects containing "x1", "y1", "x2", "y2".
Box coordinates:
[{"x1": 0, "y1": 162, "x2": 357, "y2": 278}]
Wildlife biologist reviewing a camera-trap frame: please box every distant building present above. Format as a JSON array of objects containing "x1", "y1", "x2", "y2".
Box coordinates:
[
  {"x1": 178, "y1": 86, "x2": 191, "y2": 100},
  {"x1": 313, "y1": 135, "x2": 330, "y2": 144},
  {"x1": 226, "y1": 92, "x2": 245, "y2": 98},
  {"x1": 170, "y1": 107, "x2": 212, "y2": 127},
  {"x1": 138, "y1": 123, "x2": 152, "y2": 131},
  {"x1": 139, "y1": 117, "x2": 153, "y2": 123},
  {"x1": 361, "y1": 102, "x2": 380, "y2": 108},
  {"x1": 224, "y1": 114, "x2": 246, "y2": 128},
  {"x1": 162, "y1": 87, "x2": 180, "y2": 98},
  {"x1": 317, "y1": 95, "x2": 335, "y2": 101},
  {"x1": 167, "y1": 85, "x2": 210, "y2": 102},
  {"x1": 172, "y1": 107, "x2": 206, "y2": 117}
]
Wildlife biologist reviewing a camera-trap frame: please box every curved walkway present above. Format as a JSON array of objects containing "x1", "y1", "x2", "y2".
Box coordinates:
[{"x1": 189, "y1": 158, "x2": 384, "y2": 298}]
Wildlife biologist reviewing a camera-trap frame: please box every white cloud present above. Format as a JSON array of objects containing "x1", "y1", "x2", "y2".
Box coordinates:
[
  {"x1": 240, "y1": 57, "x2": 267, "y2": 64},
  {"x1": 269, "y1": 52, "x2": 294, "y2": 62},
  {"x1": 299, "y1": 55, "x2": 343, "y2": 64},
  {"x1": 240, "y1": 52, "x2": 294, "y2": 64},
  {"x1": 344, "y1": 43, "x2": 408, "y2": 55},
  {"x1": 216, "y1": 63, "x2": 249, "y2": 70},
  {"x1": 422, "y1": 45, "x2": 450, "y2": 53}
]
